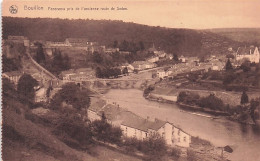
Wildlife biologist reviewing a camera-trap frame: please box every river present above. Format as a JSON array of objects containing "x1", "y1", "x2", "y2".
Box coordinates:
[{"x1": 104, "y1": 89, "x2": 260, "y2": 161}]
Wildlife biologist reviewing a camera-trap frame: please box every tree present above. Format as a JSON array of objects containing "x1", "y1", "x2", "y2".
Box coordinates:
[
  {"x1": 122, "y1": 67, "x2": 128, "y2": 75},
  {"x1": 93, "y1": 52, "x2": 103, "y2": 63},
  {"x1": 225, "y1": 59, "x2": 233, "y2": 71},
  {"x1": 91, "y1": 114, "x2": 122, "y2": 144},
  {"x1": 35, "y1": 42, "x2": 45, "y2": 64},
  {"x1": 141, "y1": 133, "x2": 167, "y2": 160},
  {"x1": 240, "y1": 60, "x2": 251, "y2": 72},
  {"x1": 50, "y1": 83, "x2": 90, "y2": 110},
  {"x1": 173, "y1": 54, "x2": 179, "y2": 61},
  {"x1": 17, "y1": 74, "x2": 38, "y2": 103},
  {"x1": 113, "y1": 40, "x2": 118, "y2": 48},
  {"x1": 95, "y1": 67, "x2": 103, "y2": 78},
  {"x1": 198, "y1": 94, "x2": 224, "y2": 110},
  {"x1": 241, "y1": 91, "x2": 249, "y2": 105},
  {"x1": 139, "y1": 41, "x2": 145, "y2": 51}
]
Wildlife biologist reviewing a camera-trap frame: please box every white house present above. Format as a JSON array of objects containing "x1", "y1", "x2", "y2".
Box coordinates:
[
  {"x1": 157, "y1": 70, "x2": 172, "y2": 79},
  {"x1": 120, "y1": 117, "x2": 191, "y2": 148},
  {"x1": 236, "y1": 46, "x2": 260, "y2": 63},
  {"x1": 132, "y1": 61, "x2": 157, "y2": 71},
  {"x1": 179, "y1": 55, "x2": 186, "y2": 63}
]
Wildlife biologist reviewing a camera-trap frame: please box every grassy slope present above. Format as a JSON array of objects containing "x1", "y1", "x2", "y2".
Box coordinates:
[{"x1": 2, "y1": 101, "x2": 140, "y2": 161}]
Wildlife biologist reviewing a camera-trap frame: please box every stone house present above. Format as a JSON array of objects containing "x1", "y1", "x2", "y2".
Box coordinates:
[
  {"x1": 235, "y1": 46, "x2": 260, "y2": 63},
  {"x1": 120, "y1": 117, "x2": 191, "y2": 148}
]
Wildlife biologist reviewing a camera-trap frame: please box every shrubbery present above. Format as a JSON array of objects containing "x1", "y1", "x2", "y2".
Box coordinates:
[
  {"x1": 90, "y1": 115, "x2": 122, "y2": 145},
  {"x1": 122, "y1": 133, "x2": 167, "y2": 160}
]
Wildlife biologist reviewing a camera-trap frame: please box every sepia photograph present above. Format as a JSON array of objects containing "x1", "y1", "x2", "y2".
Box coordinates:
[{"x1": 1, "y1": 0, "x2": 260, "y2": 161}]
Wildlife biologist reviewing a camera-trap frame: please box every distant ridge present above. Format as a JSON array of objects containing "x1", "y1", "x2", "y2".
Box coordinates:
[
  {"x1": 3, "y1": 17, "x2": 242, "y2": 56},
  {"x1": 204, "y1": 28, "x2": 260, "y2": 44}
]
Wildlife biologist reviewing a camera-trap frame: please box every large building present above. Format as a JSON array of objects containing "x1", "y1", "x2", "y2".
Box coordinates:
[
  {"x1": 59, "y1": 68, "x2": 95, "y2": 82},
  {"x1": 120, "y1": 117, "x2": 191, "y2": 148},
  {"x1": 7, "y1": 36, "x2": 30, "y2": 47},
  {"x1": 235, "y1": 46, "x2": 260, "y2": 63}
]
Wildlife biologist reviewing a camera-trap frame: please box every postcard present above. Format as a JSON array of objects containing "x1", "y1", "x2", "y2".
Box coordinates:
[{"x1": 2, "y1": 0, "x2": 260, "y2": 161}]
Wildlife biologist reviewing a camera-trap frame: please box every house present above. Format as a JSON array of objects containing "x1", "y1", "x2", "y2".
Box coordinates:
[
  {"x1": 121, "y1": 63, "x2": 135, "y2": 73},
  {"x1": 46, "y1": 41, "x2": 70, "y2": 47},
  {"x1": 179, "y1": 55, "x2": 186, "y2": 63},
  {"x1": 157, "y1": 70, "x2": 172, "y2": 79},
  {"x1": 7, "y1": 36, "x2": 30, "y2": 47},
  {"x1": 2, "y1": 71, "x2": 23, "y2": 85},
  {"x1": 132, "y1": 61, "x2": 157, "y2": 71},
  {"x1": 105, "y1": 48, "x2": 119, "y2": 54},
  {"x1": 210, "y1": 60, "x2": 225, "y2": 71},
  {"x1": 120, "y1": 117, "x2": 191, "y2": 148},
  {"x1": 235, "y1": 46, "x2": 260, "y2": 63},
  {"x1": 59, "y1": 68, "x2": 95, "y2": 82},
  {"x1": 65, "y1": 38, "x2": 89, "y2": 46},
  {"x1": 147, "y1": 56, "x2": 159, "y2": 63},
  {"x1": 156, "y1": 51, "x2": 167, "y2": 58}
]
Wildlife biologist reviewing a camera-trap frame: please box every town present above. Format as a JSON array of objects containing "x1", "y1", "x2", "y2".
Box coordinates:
[
  {"x1": 2, "y1": 14, "x2": 260, "y2": 161},
  {"x1": 3, "y1": 32, "x2": 260, "y2": 161}
]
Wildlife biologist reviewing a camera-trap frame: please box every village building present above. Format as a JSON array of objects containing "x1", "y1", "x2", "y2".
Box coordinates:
[
  {"x1": 157, "y1": 69, "x2": 172, "y2": 79},
  {"x1": 105, "y1": 48, "x2": 119, "y2": 54},
  {"x1": 7, "y1": 36, "x2": 30, "y2": 47},
  {"x1": 132, "y1": 61, "x2": 157, "y2": 71},
  {"x1": 59, "y1": 68, "x2": 95, "y2": 82},
  {"x1": 120, "y1": 117, "x2": 191, "y2": 148},
  {"x1": 147, "y1": 56, "x2": 159, "y2": 63},
  {"x1": 65, "y1": 38, "x2": 89, "y2": 46},
  {"x1": 179, "y1": 55, "x2": 186, "y2": 63},
  {"x1": 2, "y1": 71, "x2": 23, "y2": 85},
  {"x1": 120, "y1": 63, "x2": 135, "y2": 73},
  {"x1": 235, "y1": 46, "x2": 260, "y2": 63},
  {"x1": 46, "y1": 41, "x2": 71, "y2": 47}
]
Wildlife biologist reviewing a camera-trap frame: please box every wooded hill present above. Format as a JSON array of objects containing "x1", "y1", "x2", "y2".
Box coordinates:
[
  {"x1": 3, "y1": 17, "x2": 242, "y2": 56},
  {"x1": 205, "y1": 28, "x2": 260, "y2": 45}
]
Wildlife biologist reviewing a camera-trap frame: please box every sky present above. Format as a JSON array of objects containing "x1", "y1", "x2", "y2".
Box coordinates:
[{"x1": 2, "y1": 0, "x2": 260, "y2": 29}]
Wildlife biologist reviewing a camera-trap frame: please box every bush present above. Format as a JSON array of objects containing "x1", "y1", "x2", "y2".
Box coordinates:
[
  {"x1": 91, "y1": 118, "x2": 122, "y2": 145},
  {"x1": 53, "y1": 116, "x2": 93, "y2": 148},
  {"x1": 170, "y1": 147, "x2": 181, "y2": 159},
  {"x1": 177, "y1": 91, "x2": 200, "y2": 105},
  {"x1": 187, "y1": 149, "x2": 198, "y2": 161},
  {"x1": 198, "y1": 94, "x2": 224, "y2": 111}
]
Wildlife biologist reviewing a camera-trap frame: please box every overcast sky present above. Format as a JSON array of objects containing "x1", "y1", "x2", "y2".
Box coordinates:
[{"x1": 2, "y1": 0, "x2": 260, "y2": 29}]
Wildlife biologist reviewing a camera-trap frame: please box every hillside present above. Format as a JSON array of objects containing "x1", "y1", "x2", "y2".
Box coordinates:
[
  {"x1": 3, "y1": 17, "x2": 241, "y2": 56},
  {"x1": 206, "y1": 28, "x2": 260, "y2": 45},
  {"x1": 2, "y1": 79, "x2": 141, "y2": 161}
]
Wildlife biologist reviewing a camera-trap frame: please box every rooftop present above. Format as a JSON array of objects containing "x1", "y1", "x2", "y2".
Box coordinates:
[
  {"x1": 121, "y1": 117, "x2": 167, "y2": 132},
  {"x1": 237, "y1": 46, "x2": 257, "y2": 55},
  {"x1": 3, "y1": 71, "x2": 22, "y2": 77}
]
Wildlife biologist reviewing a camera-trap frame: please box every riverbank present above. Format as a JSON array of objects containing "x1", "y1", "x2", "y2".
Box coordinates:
[{"x1": 144, "y1": 90, "x2": 259, "y2": 125}]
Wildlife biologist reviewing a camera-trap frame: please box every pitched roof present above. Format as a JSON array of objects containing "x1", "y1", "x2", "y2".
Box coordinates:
[
  {"x1": 121, "y1": 117, "x2": 167, "y2": 132},
  {"x1": 3, "y1": 71, "x2": 22, "y2": 77},
  {"x1": 66, "y1": 38, "x2": 88, "y2": 43},
  {"x1": 237, "y1": 46, "x2": 257, "y2": 55}
]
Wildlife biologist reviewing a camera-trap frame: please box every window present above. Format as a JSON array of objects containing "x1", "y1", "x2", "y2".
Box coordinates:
[
  {"x1": 178, "y1": 130, "x2": 180, "y2": 136},
  {"x1": 184, "y1": 136, "x2": 186, "y2": 142},
  {"x1": 162, "y1": 132, "x2": 165, "y2": 138}
]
